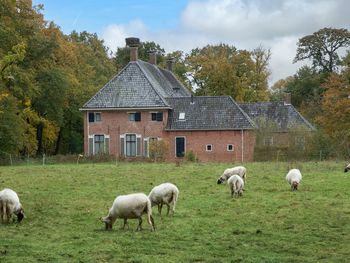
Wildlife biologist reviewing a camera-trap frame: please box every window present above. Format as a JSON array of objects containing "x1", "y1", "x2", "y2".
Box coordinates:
[
  {"x1": 206, "y1": 144, "x2": 212, "y2": 152},
  {"x1": 179, "y1": 112, "x2": 185, "y2": 120},
  {"x1": 151, "y1": 112, "x2": 163, "y2": 121},
  {"x1": 227, "y1": 144, "x2": 234, "y2": 151},
  {"x1": 264, "y1": 136, "x2": 274, "y2": 146},
  {"x1": 126, "y1": 134, "x2": 137, "y2": 156},
  {"x1": 129, "y1": 112, "x2": 141, "y2": 121},
  {"x1": 89, "y1": 134, "x2": 109, "y2": 155},
  {"x1": 295, "y1": 136, "x2": 305, "y2": 149},
  {"x1": 88, "y1": 112, "x2": 101, "y2": 123},
  {"x1": 94, "y1": 135, "x2": 105, "y2": 154}
]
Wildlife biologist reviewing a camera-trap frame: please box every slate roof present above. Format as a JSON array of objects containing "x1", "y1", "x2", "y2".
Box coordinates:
[
  {"x1": 81, "y1": 60, "x2": 190, "y2": 110},
  {"x1": 165, "y1": 96, "x2": 256, "y2": 130},
  {"x1": 238, "y1": 102, "x2": 315, "y2": 132}
]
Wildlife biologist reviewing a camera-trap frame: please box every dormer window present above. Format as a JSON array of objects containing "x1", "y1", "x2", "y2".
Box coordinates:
[{"x1": 179, "y1": 112, "x2": 185, "y2": 120}]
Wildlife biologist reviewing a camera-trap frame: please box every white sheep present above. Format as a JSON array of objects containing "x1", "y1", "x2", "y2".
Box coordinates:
[
  {"x1": 148, "y1": 183, "x2": 179, "y2": 216},
  {"x1": 0, "y1": 188, "x2": 24, "y2": 223},
  {"x1": 217, "y1": 166, "x2": 247, "y2": 184},
  {"x1": 285, "y1": 168, "x2": 302, "y2": 191},
  {"x1": 227, "y1": 175, "x2": 244, "y2": 198},
  {"x1": 344, "y1": 163, "x2": 350, "y2": 173},
  {"x1": 101, "y1": 193, "x2": 155, "y2": 231}
]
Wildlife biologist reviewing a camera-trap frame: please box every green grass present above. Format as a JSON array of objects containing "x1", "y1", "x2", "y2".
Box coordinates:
[{"x1": 0, "y1": 162, "x2": 349, "y2": 262}]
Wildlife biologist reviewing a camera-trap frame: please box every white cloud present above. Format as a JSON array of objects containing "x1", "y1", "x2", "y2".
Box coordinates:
[{"x1": 100, "y1": 0, "x2": 350, "y2": 85}]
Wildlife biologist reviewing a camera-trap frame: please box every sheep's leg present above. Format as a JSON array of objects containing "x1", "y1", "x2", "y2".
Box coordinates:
[
  {"x1": 0, "y1": 201, "x2": 4, "y2": 223},
  {"x1": 136, "y1": 217, "x2": 143, "y2": 231},
  {"x1": 157, "y1": 204, "x2": 161, "y2": 215},
  {"x1": 123, "y1": 218, "x2": 129, "y2": 230},
  {"x1": 159, "y1": 204, "x2": 163, "y2": 215},
  {"x1": 166, "y1": 204, "x2": 170, "y2": 216}
]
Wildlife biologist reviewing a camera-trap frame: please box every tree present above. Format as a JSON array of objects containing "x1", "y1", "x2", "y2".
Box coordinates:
[
  {"x1": 294, "y1": 27, "x2": 350, "y2": 73},
  {"x1": 185, "y1": 44, "x2": 270, "y2": 102}
]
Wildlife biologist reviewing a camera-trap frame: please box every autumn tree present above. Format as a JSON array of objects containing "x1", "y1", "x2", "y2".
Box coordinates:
[
  {"x1": 185, "y1": 44, "x2": 270, "y2": 102},
  {"x1": 294, "y1": 27, "x2": 350, "y2": 73}
]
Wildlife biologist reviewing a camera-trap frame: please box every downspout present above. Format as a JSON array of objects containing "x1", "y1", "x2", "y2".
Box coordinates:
[
  {"x1": 87, "y1": 112, "x2": 90, "y2": 155},
  {"x1": 241, "y1": 129, "x2": 244, "y2": 163}
]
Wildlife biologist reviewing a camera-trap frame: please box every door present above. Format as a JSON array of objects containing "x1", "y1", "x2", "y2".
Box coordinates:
[{"x1": 175, "y1": 137, "x2": 185, "y2": 157}]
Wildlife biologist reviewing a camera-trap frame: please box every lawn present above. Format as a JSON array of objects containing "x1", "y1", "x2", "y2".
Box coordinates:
[{"x1": 0, "y1": 161, "x2": 349, "y2": 262}]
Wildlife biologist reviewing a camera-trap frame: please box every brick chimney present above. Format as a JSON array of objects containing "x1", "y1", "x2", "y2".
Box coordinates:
[
  {"x1": 283, "y1": 92, "x2": 291, "y2": 105},
  {"x1": 125, "y1": 37, "x2": 140, "y2": 61},
  {"x1": 166, "y1": 57, "x2": 174, "y2": 72},
  {"x1": 148, "y1": 50, "x2": 157, "y2": 65}
]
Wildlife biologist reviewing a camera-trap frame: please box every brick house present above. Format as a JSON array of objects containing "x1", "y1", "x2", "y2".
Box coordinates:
[
  {"x1": 80, "y1": 38, "x2": 256, "y2": 162},
  {"x1": 81, "y1": 38, "x2": 314, "y2": 162}
]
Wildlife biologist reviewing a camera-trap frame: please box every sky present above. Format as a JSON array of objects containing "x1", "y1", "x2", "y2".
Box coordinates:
[{"x1": 32, "y1": 0, "x2": 350, "y2": 85}]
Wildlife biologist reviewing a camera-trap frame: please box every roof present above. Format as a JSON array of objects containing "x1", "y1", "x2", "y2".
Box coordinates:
[
  {"x1": 238, "y1": 102, "x2": 315, "y2": 131},
  {"x1": 81, "y1": 60, "x2": 190, "y2": 110},
  {"x1": 165, "y1": 96, "x2": 256, "y2": 131}
]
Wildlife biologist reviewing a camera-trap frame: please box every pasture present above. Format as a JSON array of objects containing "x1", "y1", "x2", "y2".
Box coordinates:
[{"x1": 0, "y1": 162, "x2": 349, "y2": 262}]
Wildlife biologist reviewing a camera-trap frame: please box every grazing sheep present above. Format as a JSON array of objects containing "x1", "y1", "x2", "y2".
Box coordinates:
[
  {"x1": 101, "y1": 193, "x2": 155, "y2": 231},
  {"x1": 227, "y1": 175, "x2": 244, "y2": 198},
  {"x1": 344, "y1": 163, "x2": 350, "y2": 173},
  {"x1": 285, "y1": 169, "x2": 302, "y2": 191},
  {"x1": 148, "y1": 183, "x2": 179, "y2": 216},
  {"x1": 217, "y1": 166, "x2": 247, "y2": 184},
  {"x1": 0, "y1": 188, "x2": 24, "y2": 223}
]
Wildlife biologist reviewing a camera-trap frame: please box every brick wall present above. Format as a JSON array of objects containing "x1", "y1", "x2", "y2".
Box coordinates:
[{"x1": 84, "y1": 110, "x2": 256, "y2": 162}]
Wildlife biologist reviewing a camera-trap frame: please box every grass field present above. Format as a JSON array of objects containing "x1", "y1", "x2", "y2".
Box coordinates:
[{"x1": 0, "y1": 161, "x2": 349, "y2": 262}]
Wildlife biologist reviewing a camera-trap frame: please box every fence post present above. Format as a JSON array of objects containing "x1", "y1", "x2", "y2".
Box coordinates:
[
  {"x1": 319, "y1": 150, "x2": 322, "y2": 162},
  {"x1": 9, "y1": 154, "x2": 12, "y2": 166},
  {"x1": 42, "y1": 153, "x2": 45, "y2": 166}
]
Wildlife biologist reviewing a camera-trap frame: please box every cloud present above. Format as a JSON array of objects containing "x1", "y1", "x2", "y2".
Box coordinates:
[{"x1": 100, "y1": 0, "x2": 350, "y2": 84}]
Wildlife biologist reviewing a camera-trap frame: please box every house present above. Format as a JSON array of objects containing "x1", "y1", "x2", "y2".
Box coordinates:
[
  {"x1": 239, "y1": 97, "x2": 315, "y2": 148},
  {"x1": 80, "y1": 37, "x2": 256, "y2": 162}
]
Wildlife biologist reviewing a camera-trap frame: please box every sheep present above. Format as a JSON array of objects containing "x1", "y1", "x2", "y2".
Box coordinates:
[
  {"x1": 217, "y1": 166, "x2": 247, "y2": 185},
  {"x1": 0, "y1": 188, "x2": 24, "y2": 223},
  {"x1": 344, "y1": 163, "x2": 350, "y2": 173},
  {"x1": 148, "y1": 183, "x2": 179, "y2": 216},
  {"x1": 285, "y1": 168, "x2": 302, "y2": 191},
  {"x1": 101, "y1": 193, "x2": 155, "y2": 231},
  {"x1": 227, "y1": 175, "x2": 244, "y2": 198}
]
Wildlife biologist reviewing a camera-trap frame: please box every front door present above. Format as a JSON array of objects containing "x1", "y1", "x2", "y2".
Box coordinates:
[{"x1": 175, "y1": 137, "x2": 185, "y2": 157}]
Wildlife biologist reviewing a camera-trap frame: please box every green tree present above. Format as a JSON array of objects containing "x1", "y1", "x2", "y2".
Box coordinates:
[{"x1": 294, "y1": 27, "x2": 350, "y2": 73}]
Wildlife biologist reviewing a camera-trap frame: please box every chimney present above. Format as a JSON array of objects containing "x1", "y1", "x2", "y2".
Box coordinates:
[
  {"x1": 190, "y1": 94, "x2": 194, "y2": 104},
  {"x1": 148, "y1": 50, "x2": 157, "y2": 65},
  {"x1": 283, "y1": 92, "x2": 291, "y2": 105},
  {"x1": 166, "y1": 57, "x2": 174, "y2": 72},
  {"x1": 125, "y1": 37, "x2": 140, "y2": 61}
]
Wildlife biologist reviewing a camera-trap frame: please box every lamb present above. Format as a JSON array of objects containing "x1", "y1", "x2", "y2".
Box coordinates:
[
  {"x1": 148, "y1": 183, "x2": 179, "y2": 216},
  {"x1": 285, "y1": 168, "x2": 302, "y2": 191},
  {"x1": 101, "y1": 193, "x2": 155, "y2": 231},
  {"x1": 344, "y1": 163, "x2": 350, "y2": 173},
  {"x1": 0, "y1": 188, "x2": 24, "y2": 223},
  {"x1": 217, "y1": 166, "x2": 247, "y2": 184},
  {"x1": 227, "y1": 175, "x2": 244, "y2": 198}
]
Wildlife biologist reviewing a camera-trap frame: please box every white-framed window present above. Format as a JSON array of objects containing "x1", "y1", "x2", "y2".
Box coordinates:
[
  {"x1": 264, "y1": 136, "x2": 274, "y2": 146},
  {"x1": 120, "y1": 134, "x2": 141, "y2": 157},
  {"x1": 88, "y1": 134, "x2": 109, "y2": 155},
  {"x1": 206, "y1": 144, "x2": 212, "y2": 152},
  {"x1": 179, "y1": 112, "x2": 185, "y2": 120},
  {"x1": 144, "y1": 137, "x2": 160, "y2": 157},
  {"x1": 88, "y1": 112, "x2": 101, "y2": 123},
  {"x1": 227, "y1": 144, "x2": 234, "y2": 151}
]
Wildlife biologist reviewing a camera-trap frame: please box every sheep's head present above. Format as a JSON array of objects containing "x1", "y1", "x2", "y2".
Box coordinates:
[
  {"x1": 292, "y1": 181, "x2": 299, "y2": 191},
  {"x1": 15, "y1": 208, "x2": 24, "y2": 223},
  {"x1": 217, "y1": 177, "x2": 224, "y2": 184},
  {"x1": 344, "y1": 166, "x2": 350, "y2": 173},
  {"x1": 101, "y1": 216, "x2": 113, "y2": 230}
]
